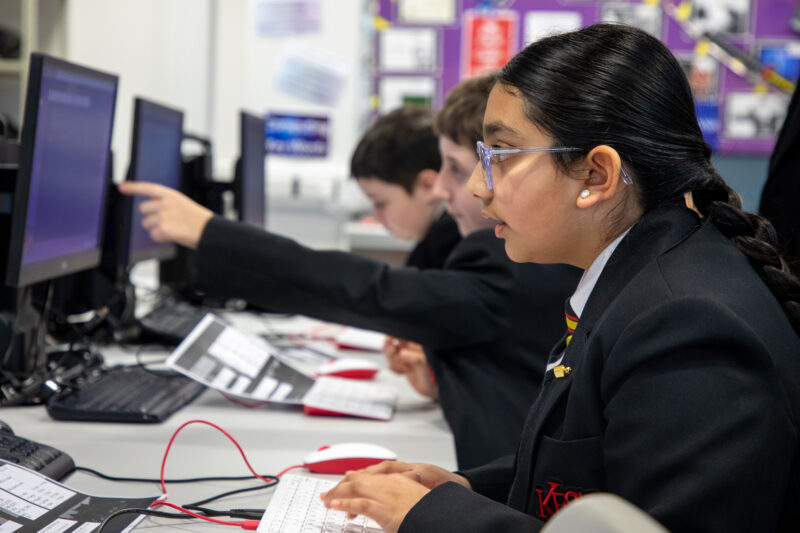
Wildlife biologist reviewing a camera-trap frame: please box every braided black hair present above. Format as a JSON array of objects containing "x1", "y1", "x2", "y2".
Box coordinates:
[{"x1": 497, "y1": 23, "x2": 800, "y2": 333}]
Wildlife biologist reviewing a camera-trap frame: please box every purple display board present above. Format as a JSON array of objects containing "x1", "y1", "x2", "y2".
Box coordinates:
[{"x1": 374, "y1": 0, "x2": 800, "y2": 154}]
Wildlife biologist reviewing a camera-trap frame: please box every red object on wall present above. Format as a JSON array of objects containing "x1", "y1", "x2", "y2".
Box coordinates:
[{"x1": 462, "y1": 9, "x2": 519, "y2": 78}]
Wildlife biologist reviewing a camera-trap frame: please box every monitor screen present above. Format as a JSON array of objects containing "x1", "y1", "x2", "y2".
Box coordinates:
[
  {"x1": 5, "y1": 54, "x2": 118, "y2": 287},
  {"x1": 126, "y1": 97, "x2": 184, "y2": 265},
  {"x1": 237, "y1": 112, "x2": 266, "y2": 228}
]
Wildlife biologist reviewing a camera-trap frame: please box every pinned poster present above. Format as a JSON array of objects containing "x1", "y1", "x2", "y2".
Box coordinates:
[
  {"x1": 378, "y1": 76, "x2": 436, "y2": 113},
  {"x1": 252, "y1": 0, "x2": 321, "y2": 37},
  {"x1": 379, "y1": 27, "x2": 438, "y2": 72},
  {"x1": 274, "y1": 45, "x2": 348, "y2": 106},
  {"x1": 398, "y1": 0, "x2": 456, "y2": 25},
  {"x1": 462, "y1": 9, "x2": 519, "y2": 78},
  {"x1": 266, "y1": 113, "x2": 329, "y2": 157},
  {"x1": 524, "y1": 11, "x2": 581, "y2": 45},
  {"x1": 724, "y1": 92, "x2": 789, "y2": 139}
]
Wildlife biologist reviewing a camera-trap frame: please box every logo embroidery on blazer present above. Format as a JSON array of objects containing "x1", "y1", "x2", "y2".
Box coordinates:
[{"x1": 535, "y1": 480, "x2": 584, "y2": 519}]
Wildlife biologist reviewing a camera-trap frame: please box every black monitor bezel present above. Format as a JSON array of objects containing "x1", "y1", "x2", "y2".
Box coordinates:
[
  {"x1": 5, "y1": 53, "x2": 118, "y2": 287},
  {"x1": 234, "y1": 111, "x2": 266, "y2": 228},
  {"x1": 125, "y1": 97, "x2": 184, "y2": 266}
]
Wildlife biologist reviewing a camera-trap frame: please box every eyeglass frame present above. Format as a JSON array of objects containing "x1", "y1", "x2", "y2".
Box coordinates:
[{"x1": 475, "y1": 140, "x2": 634, "y2": 190}]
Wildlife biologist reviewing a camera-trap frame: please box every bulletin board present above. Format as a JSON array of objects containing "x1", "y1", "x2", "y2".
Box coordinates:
[{"x1": 372, "y1": 0, "x2": 800, "y2": 155}]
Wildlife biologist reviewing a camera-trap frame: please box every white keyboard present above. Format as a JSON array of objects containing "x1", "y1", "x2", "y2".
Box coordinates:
[
  {"x1": 258, "y1": 474, "x2": 384, "y2": 533},
  {"x1": 302, "y1": 377, "x2": 397, "y2": 421}
]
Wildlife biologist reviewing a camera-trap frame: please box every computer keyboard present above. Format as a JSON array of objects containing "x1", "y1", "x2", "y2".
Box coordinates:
[
  {"x1": 46, "y1": 365, "x2": 206, "y2": 423},
  {"x1": 302, "y1": 377, "x2": 397, "y2": 421},
  {"x1": 138, "y1": 298, "x2": 211, "y2": 344},
  {"x1": 259, "y1": 474, "x2": 383, "y2": 533},
  {"x1": 0, "y1": 423, "x2": 75, "y2": 481}
]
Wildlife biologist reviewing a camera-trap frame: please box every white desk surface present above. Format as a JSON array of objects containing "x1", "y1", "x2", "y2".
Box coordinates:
[{"x1": 2, "y1": 312, "x2": 455, "y2": 531}]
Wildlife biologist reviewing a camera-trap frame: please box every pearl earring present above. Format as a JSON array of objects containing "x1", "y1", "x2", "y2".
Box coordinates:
[{"x1": 580, "y1": 189, "x2": 590, "y2": 199}]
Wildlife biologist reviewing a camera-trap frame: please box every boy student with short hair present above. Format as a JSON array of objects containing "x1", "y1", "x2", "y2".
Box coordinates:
[
  {"x1": 349, "y1": 106, "x2": 461, "y2": 270},
  {"x1": 120, "y1": 75, "x2": 581, "y2": 469}
]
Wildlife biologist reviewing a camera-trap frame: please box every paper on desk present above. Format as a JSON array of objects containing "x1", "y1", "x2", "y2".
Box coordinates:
[
  {"x1": 0, "y1": 460, "x2": 158, "y2": 533},
  {"x1": 167, "y1": 314, "x2": 315, "y2": 405}
]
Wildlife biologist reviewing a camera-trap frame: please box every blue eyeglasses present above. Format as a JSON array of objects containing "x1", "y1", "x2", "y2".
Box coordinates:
[{"x1": 475, "y1": 140, "x2": 634, "y2": 190}]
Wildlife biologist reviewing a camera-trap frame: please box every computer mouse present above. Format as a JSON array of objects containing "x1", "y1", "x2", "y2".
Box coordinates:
[
  {"x1": 314, "y1": 358, "x2": 379, "y2": 380},
  {"x1": 303, "y1": 442, "x2": 397, "y2": 474}
]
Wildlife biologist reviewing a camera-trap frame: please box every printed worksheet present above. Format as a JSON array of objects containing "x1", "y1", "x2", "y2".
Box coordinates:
[{"x1": 0, "y1": 461, "x2": 158, "y2": 532}]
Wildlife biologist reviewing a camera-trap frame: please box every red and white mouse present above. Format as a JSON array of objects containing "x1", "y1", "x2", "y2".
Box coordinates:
[
  {"x1": 314, "y1": 358, "x2": 380, "y2": 380},
  {"x1": 303, "y1": 442, "x2": 397, "y2": 474}
]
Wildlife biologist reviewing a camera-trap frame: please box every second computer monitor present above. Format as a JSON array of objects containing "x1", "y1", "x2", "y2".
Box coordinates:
[
  {"x1": 235, "y1": 111, "x2": 266, "y2": 228},
  {"x1": 126, "y1": 97, "x2": 184, "y2": 265}
]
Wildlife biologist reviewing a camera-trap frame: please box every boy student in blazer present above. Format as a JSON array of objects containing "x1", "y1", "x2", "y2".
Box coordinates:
[
  {"x1": 120, "y1": 74, "x2": 582, "y2": 470},
  {"x1": 319, "y1": 24, "x2": 800, "y2": 533}
]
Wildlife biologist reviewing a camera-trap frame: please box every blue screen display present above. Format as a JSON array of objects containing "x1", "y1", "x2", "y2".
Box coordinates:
[
  {"x1": 21, "y1": 66, "x2": 116, "y2": 267},
  {"x1": 129, "y1": 101, "x2": 183, "y2": 261}
]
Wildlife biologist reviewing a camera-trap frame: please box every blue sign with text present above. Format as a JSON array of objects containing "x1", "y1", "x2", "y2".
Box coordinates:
[{"x1": 266, "y1": 113, "x2": 329, "y2": 157}]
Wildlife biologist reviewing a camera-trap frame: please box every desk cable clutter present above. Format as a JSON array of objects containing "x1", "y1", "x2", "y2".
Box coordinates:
[{"x1": 7, "y1": 419, "x2": 391, "y2": 532}]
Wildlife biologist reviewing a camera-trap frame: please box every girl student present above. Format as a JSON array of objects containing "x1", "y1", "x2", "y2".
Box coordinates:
[
  {"x1": 320, "y1": 23, "x2": 800, "y2": 533},
  {"x1": 119, "y1": 75, "x2": 580, "y2": 471}
]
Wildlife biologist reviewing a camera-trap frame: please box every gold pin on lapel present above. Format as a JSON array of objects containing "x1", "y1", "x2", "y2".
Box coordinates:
[{"x1": 553, "y1": 365, "x2": 572, "y2": 379}]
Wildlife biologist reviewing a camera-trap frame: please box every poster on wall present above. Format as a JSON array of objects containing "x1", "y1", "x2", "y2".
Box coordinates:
[
  {"x1": 523, "y1": 11, "x2": 582, "y2": 45},
  {"x1": 689, "y1": 0, "x2": 750, "y2": 35},
  {"x1": 378, "y1": 76, "x2": 436, "y2": 113},
  {"x1": 252, "y1": 0, "x2": 321, "y2": 37},
  {"x1": 759, "y1": 42, "x2": 800, "y2": 85},
  {"x1": 379, "y1": 28, "x2": 438, "y2": 71},
  {"x1": 266, "y1": 113, "x2": 329, "y2": 157},
  {"x1": 274, "y1": 45, "x2": 348, "y2": 106},
  {"x1": 398, "y1": 0, "x2": 456, "y2": 25},
  {"x1": 680, "y1": 55, "x2": 720, "y2": 99},
  {"x1": 601, "y1": 2, "x2": 662, "y2": 37},
  {"x1": 462, "y1": 9, "x2": 519, "y2": 78},
  {"x1": 724, "y1": 92, "x2": 789, "y2": 139}
]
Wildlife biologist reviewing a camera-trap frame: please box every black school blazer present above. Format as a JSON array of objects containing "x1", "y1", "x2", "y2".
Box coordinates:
[
  {"x1": 195, "y1": 218, "x2": 580, "y2": 469},
  {"x1": 402, "y1": 205, "x2": 800, "y2": 533}
]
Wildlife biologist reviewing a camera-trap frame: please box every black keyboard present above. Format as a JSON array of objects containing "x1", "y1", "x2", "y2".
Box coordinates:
[
  {"x1": 46, "y1": 365, "x2": 206, "y2": 423},
  {"x1": 138, "y1": 299, "x2": 210, "y2": 344},
  {"x1": 0, "y1": 424, "x2": 75, "y2": 481}
]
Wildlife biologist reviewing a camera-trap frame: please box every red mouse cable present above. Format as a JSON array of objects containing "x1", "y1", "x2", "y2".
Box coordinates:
[{"x1": 150, "y1": 419, "x2": 300, "y2": 530}]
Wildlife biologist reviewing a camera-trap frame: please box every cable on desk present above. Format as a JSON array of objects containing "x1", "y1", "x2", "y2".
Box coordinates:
[
  {"x1": 74, "y1": 465, "x2": 277, "y2": 484},
  {"x1": 148, "y1": 419, "x2": 281, "y2": 530},
  {"x1": 96, "y1": 507, "x2": 198, "y2": 533}
]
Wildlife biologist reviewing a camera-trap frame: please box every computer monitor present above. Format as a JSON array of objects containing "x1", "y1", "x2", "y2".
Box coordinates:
[
  {"x1": 234, "y1": 111, "x2": 266, "y2": 228},
  {"x1": 124, "y1": 97, "x2": 184, "y2": 265},
  {"x1": 5, "y1": 53, "x2": 118, "y2": 287}
]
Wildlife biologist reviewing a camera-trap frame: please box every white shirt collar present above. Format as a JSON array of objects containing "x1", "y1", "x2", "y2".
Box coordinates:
[{"x1": 569, "y1": 228, "x2": 632, "y2": 319}]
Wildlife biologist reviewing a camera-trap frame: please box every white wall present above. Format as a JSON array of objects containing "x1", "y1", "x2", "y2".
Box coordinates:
[
  {"x1": 64, "y1": 0, "x2": 214, "y2": 183},
  {"x1": 62, "y1": 0, "x2": 369, "y2": 200},
  {"x1": 212, "y1": 0, "x2": 369, "y2": 198}
]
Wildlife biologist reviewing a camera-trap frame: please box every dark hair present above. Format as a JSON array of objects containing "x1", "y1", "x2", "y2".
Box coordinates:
[
  {"x1": 435, "y1": 72, "x2": 496, "y2": 149},
  {"x1": 497, "y1": 23, "x2": 800, "y2": 333},
  {"x1": 350, "y1": 106, "x2": 441, "y2": 193}
]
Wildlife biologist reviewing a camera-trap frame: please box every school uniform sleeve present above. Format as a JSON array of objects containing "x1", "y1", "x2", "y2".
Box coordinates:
[
  {"x1": 194, "y1": 216, "x2": 514, "y2": 349},
  {"x1": 400, "y1": 482, "x2": 544, "y2": 533}
]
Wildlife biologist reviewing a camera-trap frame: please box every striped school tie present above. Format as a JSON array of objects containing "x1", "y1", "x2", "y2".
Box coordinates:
[{"x1": 565, "y1": 300, "x2": 578, "y2": 347}]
